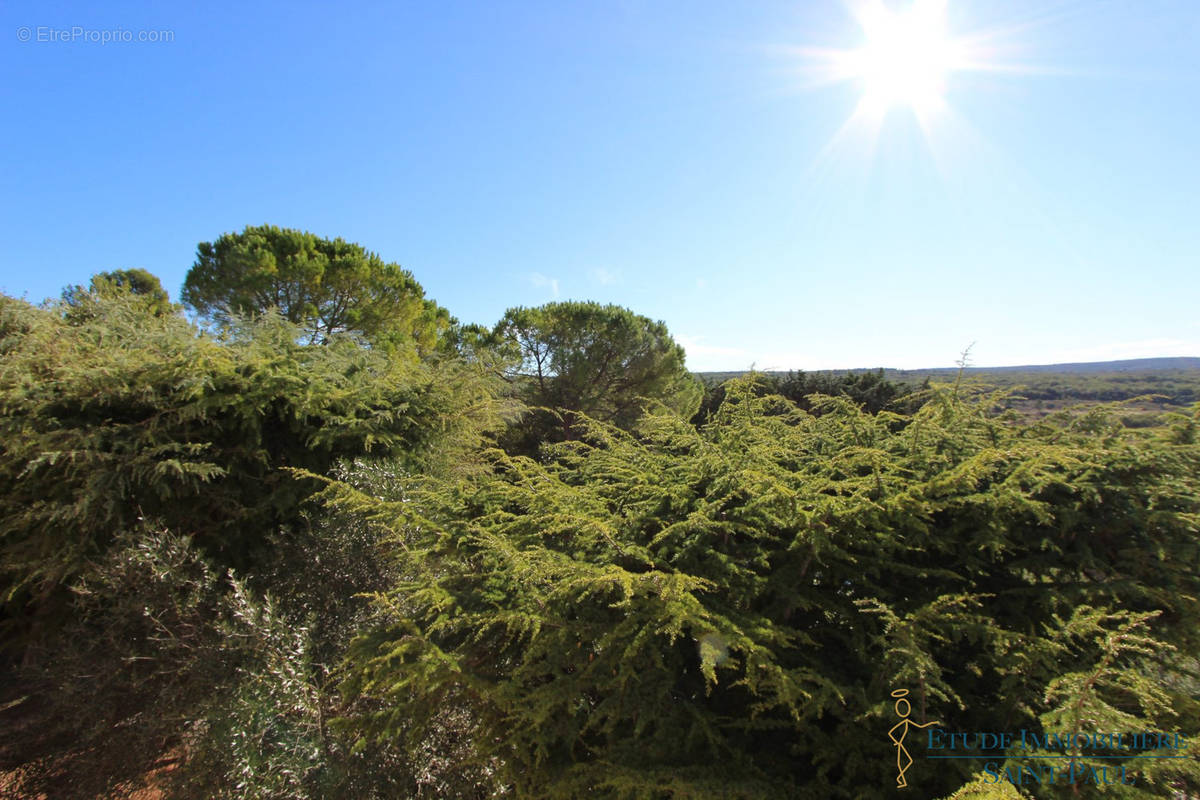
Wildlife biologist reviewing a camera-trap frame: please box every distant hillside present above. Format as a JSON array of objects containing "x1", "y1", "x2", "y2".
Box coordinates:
[
  {"x1": 698, "y1": 357, "x2": 1200, "y2": 383},
  {"x1": 696, "y1": 357, "x2": 1200, "y2": 411},
  {"x1": 882, "y1": 356, "x2": 1200, "y2": 379}
]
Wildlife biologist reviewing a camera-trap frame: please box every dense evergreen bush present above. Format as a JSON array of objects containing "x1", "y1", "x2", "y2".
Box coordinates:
[
  {"x1": 0, "y1": 292, "x2": 508, "y2": 644},
  {"x1": 693, "y1": 368, "x2": 919, "y2": 425},
  {"x1": 0, "y1": 289, "x2": 513, "y2": 797},
  {"x1": 323, "y1": 379, "x2": 1200, "y2": 798},
  {"x1": 3, "y1": 281, "x2": 1197, "y2": 798}
]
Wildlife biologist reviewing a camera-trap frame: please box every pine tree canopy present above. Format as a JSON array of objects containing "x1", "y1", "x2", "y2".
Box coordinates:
[
  {"x1": 493, "y1": 301, "x2": 703, "y2": 450},
  {"x1": 181, "y1": 224, "x2": 451, "y2": 354}
]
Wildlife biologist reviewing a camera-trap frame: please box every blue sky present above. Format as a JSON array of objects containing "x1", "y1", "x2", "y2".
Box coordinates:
[{"x1": 3, "y1": 0, "x2": 1197, "y2": 370}]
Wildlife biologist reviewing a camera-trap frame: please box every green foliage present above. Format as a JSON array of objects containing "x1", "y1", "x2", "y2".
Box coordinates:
[
  {"x1": 493, "y1": 301, "x2": 702, "y2": 452},
  {"x1": 702, "y1": 365, "x2": 1200, "y2": 419},
  {"x1": 996, "y1": 370, "x2": 1200, "y2": 407},
  {"x1": 877, "y1": 363, "x2": 1200, "y2": 414},
  {"x1": 1023, "y1": 607, "x2": 1200, "y2": 799},
  {"x1": 181, "y1": 224, "x2": 451, "y2": 353},
  {"x1": 937, "y1": 772, "x2": 1029, "y2": 799},
  {"x1": 171, "y1": 458, "x2": 505, "y2": 799},
  {"x1": 61, "y1": 267, "x2": 180, "y2": 320},
  {"x1": 324, "y1": 378, "x2": 1200, "y2": 798},
  {"x1": 5, "y1": 524, "x2": 410, "y2": 800},
  {"x1": 6, "y1": 261, "x2": 1199, "y2": 798},
  {"x1": 1040, "y1": 607, "x2": 1173, "y2": 746},
  {"x1": 0, "y1": 292, "x2": 508, "y2": 640},
  {"x1": 7, "y1": 526, "x2": 261, "y2": 798},
  {"x1": 694, "y1": 368, "x2": 917, "y2": 423}
]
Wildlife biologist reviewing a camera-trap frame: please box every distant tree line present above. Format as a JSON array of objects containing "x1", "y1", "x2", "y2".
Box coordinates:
[{"x1": 998, "y1": 372, "x2": 1200, "y2": 405}]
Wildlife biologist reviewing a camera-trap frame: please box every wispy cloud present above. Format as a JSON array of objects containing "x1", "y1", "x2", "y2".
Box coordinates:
[
  {"x1": 528, "y1": 272, "x2": 560, "y2": 298},
  {"x1": 590, "y1": 267, "x2": 620, "y2": 286}
]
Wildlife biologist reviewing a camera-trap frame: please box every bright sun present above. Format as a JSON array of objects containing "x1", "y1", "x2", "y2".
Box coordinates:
[
  {"x1": 791, "y1": 0, "x2": 1034, "y2": 171},
  {"x1": 847, "y1": 0, "x2": 964, "y2": 113}
]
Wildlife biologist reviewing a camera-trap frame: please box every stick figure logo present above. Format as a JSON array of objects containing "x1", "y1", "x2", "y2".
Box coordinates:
[{"x1": 888, "y1": 689, "x2": 939, "y2": 788}]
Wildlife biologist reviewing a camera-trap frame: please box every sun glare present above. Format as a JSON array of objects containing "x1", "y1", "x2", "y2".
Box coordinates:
[
  {"x1": 848, "y1": 0, "x2": 963, "y2": 113},
  {"x1": 785, "y1": 0, "x2": 1047, "y2": 180},
  {"x1": 785, "y1": 0, "x2": 1035, "y2": 170}
]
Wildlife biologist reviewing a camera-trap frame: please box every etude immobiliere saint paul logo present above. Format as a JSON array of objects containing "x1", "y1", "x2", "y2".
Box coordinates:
[{"x1": 888, "y1": 688, "x2": 1189, "y2": 790}]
